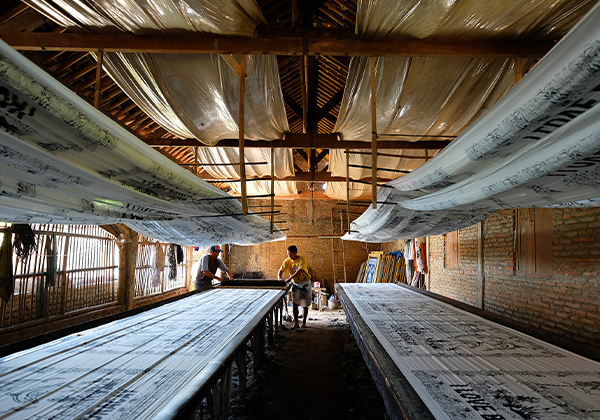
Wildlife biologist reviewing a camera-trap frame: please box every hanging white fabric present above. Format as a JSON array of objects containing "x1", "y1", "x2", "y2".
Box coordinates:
[
  {"x1": 324, "y1": 182, "x2": 375, "y2": 200},
  {"x1": 197, "y1": 147, "x2": 297, "y2": 197},
  {"x1": 24, "y1": 0, "x2": 297, "y2": 194},
  {"x1": 344, "y1": 2, "x2": 600, "y2": 242},
  {"x1": 0, "y1": 40, "x2": 285, "y2": 246}
]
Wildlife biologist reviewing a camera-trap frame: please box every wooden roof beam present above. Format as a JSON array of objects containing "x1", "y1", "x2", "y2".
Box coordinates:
[
  {"x1": 194, "y1": 171, "x2": 394, "y2": 183},
  {"x1": 144, "y1": 134, "x2": 451, "y2": 149},
  {"x1": 0, "y1": 31, "x2": 553, "y2": 57}
]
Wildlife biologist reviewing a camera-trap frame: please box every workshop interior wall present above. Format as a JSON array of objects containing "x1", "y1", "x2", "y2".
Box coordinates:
[
  {"x1": 426, "y1": 208, "x2": 600, "y2": 351},
  {"x1": 227, "y1": 199, "x2": 378, "y2": 294}
]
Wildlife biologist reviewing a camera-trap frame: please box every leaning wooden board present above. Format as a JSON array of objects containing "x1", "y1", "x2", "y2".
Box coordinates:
[
  {"x1": 0, "y1": 288, "x2": 285, "y2": 420},
  {"x1": 336, "y1": 283, "x2": 600, "y2": 420}
]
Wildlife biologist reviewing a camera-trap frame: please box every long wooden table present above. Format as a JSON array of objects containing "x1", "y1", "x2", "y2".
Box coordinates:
[
  {"x1": 336, "y1": 283, "x2": 600, "y2": 420},
  {"x1": 0, "y1": 288, "x2": 285, "y2": 420}
]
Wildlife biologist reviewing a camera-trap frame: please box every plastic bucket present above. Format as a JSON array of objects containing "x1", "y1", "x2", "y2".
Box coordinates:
[{"x1": 328, "y1": 300, "x2": 341, "y2": 310}]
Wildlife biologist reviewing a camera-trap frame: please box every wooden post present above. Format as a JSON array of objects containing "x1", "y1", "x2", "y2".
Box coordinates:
[
  {"x1": 239, "y1": 54, "x2": 248, "y2": 214},
  {"x1": 291, "y1": 0, "x2": 299, "y2": 26},
  {"x1": 346, "y1": 148, "x2": 350, "y2": 231},
  {"x1": 267, "y1": 311, "x2": 274, "y2": 347},
  {"x1": 270, "y1": 147, "x2": 275, "y2": 233},
  {"x1": 514, "y1": 57, "x2": 523, "y2": 84},
  {"x1": 59, "y1": 236, "x2": 70, "y2": 314},
  {"x1": 94, "y1": 50, "x2": 103, "y2": 109},
  {"x1": 476, "y1": 221, "x2": 485, "y2": 309},
  {"x1": 235, "y1": 349, "x2": 247, "y2": 402},
  {"x1": 184, "y1": 246, "x2": 193, "y2": 291},
  {"x1": 301, "y1": 54, "x2": 308, "y2": 134},
  {"x1": 370, "y1": 57, "x2": 378, "y2": 209},
  {"x1": 117, "y1": 225, "x2": 138, "y2": 310}
]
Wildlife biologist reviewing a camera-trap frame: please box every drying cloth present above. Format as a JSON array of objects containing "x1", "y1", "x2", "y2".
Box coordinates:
[
  {"x1": 0, "y1": 288, "x2": 284, "y2": 419},
  {"x1": 338, "y1": 283, "x2": 600, "y2": 419}
]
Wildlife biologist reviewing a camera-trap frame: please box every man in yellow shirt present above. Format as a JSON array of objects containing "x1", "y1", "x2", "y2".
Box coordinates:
[{"x1": 278, "y1": 245, "x2": 312, "y2": 329}]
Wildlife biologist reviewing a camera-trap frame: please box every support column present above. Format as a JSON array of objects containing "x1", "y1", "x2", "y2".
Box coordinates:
[
  {"x1": 370, "y1": 56, "x2": 378, "y2": 209},
  {"x1": 476, "y1": 221, "x2": 485, "y2": 309},
  {"x1": 267, "y1": 312, "x2": 274, "y2": 347},
  {"x1": 235, "y1": 349, "x2": 247, "y2": 402},
  {"x1": 239, "y1": 55, "x2": 248, "y2": 214},
  {"x1": 93, "y1": 50, "x2": 103, "y2": 109},
  {"x1": 184, "y1": 246, "x2": 193, "y2": 291},
  {"x1": 117, "y1": 224, "x2": 138, "y2": 310}
]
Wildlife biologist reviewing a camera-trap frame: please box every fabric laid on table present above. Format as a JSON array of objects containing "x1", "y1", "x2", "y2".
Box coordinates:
[
  {"x1": 338, "y1": 283, "x2": 600, "y2": 419},
  {"x1": 0, "y1": 289, "x2": 285, "y2": 420},
  {"x1": 0, "y1": 40, "x2": 285, "y2": 246},
  {"x1": 343, "y1": 1, "x2": 600, "y2": 242}
]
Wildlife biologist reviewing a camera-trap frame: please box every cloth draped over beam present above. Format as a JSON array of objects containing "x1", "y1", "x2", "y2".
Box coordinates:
[
  {"x1": 196, "y1": 147, "x2": 298, "y2": 197},
  {"x1": 0, "y1": 289, "x2": 285, "y2": 420},
  {"x1": 344, "y1": 2, "x2": 600, "y2": 242},
  {"x1": 326, "y1": 0, "x2": 596, "y2": 200},
  {"x1": 25, "y1": 0, "x2": 297, "y2": 197},
  {"x1": 0, "y1": 40, "x2": 286, "y2": 246}
]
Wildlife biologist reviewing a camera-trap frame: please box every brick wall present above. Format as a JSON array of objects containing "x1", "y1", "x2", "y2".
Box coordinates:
[
  {"x1": 426, "y1": 208, "x2": 600, "y2": 350},
  {"x1": 228, "y1": 199, "x2": 378, "y2": 293},
  {"x1": 429, "y1": 224, "x2": 479, "y2": 306}
]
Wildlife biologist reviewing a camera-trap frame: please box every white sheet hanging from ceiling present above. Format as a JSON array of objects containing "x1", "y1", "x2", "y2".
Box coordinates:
[
  {"x1": 325, "y1": 182, "x2": 375, "y2": 200},
  {"x1": 329, "y1": 0, "x2": 596, "y2": 192},
  {"x1": 196, "y1": 147, "x2": 297, "y2": 197},
  {"x1": 344, "y1": 2, "x2": 600, "y2": 242},
  {"x1": 0, "y1": 40, "x2": 285, "y2": 246},
  {"x1": 24, "y1": 0, "x2": 297, "y2": 195}
]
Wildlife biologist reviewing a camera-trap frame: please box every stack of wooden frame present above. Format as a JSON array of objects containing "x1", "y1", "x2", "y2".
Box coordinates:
[{"x1": 358, "y1": 251, "x2": 406, "y2": 284}]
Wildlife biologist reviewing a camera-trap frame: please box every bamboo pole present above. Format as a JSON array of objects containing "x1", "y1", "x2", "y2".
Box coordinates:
[
  {"x1": 370, "y1": 56, "x2": 378, "y2": 209},
  {"x1": 239, "y1": 54, "x2": 248, "y2": 214}
]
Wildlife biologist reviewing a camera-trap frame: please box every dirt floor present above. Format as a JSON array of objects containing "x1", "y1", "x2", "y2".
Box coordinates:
[{"x1": 229, "y1": 304, "x2": 389, "y2": 420}]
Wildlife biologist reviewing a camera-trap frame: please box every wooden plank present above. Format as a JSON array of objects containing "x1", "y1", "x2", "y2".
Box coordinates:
[{"x1": 1, "y1": 31, "x2": 554, "y2": 57}]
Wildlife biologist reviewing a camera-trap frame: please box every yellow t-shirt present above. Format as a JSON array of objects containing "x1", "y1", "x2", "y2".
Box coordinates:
[{"x1": 279, "y1": 256, "x2": 311, "y2": 284}]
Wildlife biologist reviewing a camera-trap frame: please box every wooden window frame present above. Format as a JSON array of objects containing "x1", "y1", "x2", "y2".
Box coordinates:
[
  {"x1": 516, "y1": 208, "x2": 553, "y2": 276},
  {"x1": 445, "y1": 230, "x2": 460, "y2": 269}
]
